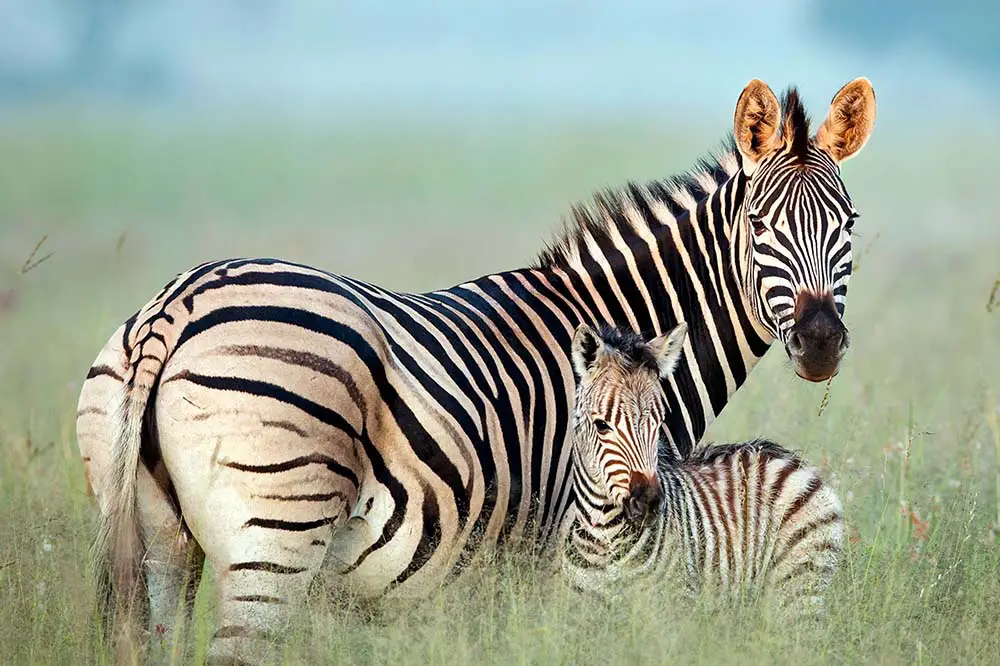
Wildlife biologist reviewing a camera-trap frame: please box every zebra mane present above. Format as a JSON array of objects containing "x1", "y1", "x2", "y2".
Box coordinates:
[
  {"x1": 780, "y1": 87, "x2": 812, "y2": 160},
  {"x1": 685, "y1": 438, "x2": 804, "y2": 467},
  {"x1": 591, "y1": 324, "x2": 662, "y2": 374},
  {"x1": 533, "y1": 87, "x2": 812, "y2": 271},
  {"x1": 532, "y1": 135, "x2": 742, "y2": 271}
]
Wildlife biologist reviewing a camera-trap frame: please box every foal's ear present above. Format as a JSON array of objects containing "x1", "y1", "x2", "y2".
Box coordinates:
[
  {"x1": 571, "y1": 324, "x2": 602, "y2": 377},
  {"x1": 815, "y1": 77, "x2": 876, "y2": 164},
  {"x1": 647, "y1": 322, "x2": 688, "y2": 379},
  {"x1": 733, "y1": 79, "x2": 782, "y2": 175}
]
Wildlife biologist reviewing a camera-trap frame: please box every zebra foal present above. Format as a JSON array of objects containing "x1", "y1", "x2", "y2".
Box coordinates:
[{"x1": 563, "y1": 323, "x2": 844, "y2": 615}]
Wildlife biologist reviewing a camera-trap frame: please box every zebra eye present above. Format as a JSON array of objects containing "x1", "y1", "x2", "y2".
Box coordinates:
[
  {"x1": 845, "y1": 213, "x2": 859, "y2": 233},
  {"x1": 748, "y1": 213, "x2": 767, "y2": 236},
  {"x1": 593, "y1": 419, "x2": 612, "y2": 435}
]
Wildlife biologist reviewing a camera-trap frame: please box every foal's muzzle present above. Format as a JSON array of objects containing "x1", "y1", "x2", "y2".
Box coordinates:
[{"x1": 624, "y1": 472, "x2": 662, "y2": 523}]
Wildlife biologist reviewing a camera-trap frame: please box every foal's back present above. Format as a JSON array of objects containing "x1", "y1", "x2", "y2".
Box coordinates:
[{"x1": 668, "y1": 439, "x2": 843, "y2": 612}]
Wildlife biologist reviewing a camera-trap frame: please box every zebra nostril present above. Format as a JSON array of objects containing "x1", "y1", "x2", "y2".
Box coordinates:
[
  {"x1": 625, "y1": 477, "x2": 661, "y2": 522},
  {"x1": 786, "y1": 331, "x2": 803, "y2": 356},
  {"x1": 626, "y1": 495, "x2": 644, "y2": 521},
  {"x1": 839, "y1": 330, "x2": 851, "y2": 353}
]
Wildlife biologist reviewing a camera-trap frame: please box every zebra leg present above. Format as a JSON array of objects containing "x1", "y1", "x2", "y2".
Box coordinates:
[
  {"x1": 205, "y1": 495, "x2": 354, "y2": 666},
  {"x1": 207, "y1": 557, "x2": 314, "y2": 664},
  {"x1": 136, "y1": 463, "x2": 205, "y2": 662},
  {"x1": 185, "y1": 493, "x2": 353, "y2": 666},
  {"x1": 768, "y1": 557, "x2": 836, "y2": 621},
  {"x1": 155, "y1": 429, "x2": 358, "y2": 662},
  {"x1": 767, "y1": 483, "x2": 844, "y2": 621}
]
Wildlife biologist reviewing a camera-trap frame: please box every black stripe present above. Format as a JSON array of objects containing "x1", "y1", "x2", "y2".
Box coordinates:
[
  {"x1": 779, "y1": 476, "x2": 822, "y2": 530},
  {"x1": 574, "y1": 233, "x2": 632, "y2": 326},
  {"x1": 390, "y1": 484, "x2": 442, "y2": 589},
  {"x1": 176, "y1": 258, "x2": 250, "y2": 313},
  {"x1": 179, "y1": 305, "x2": 468, "y2": 533},
  {"x1": 170, "y1": 371, "x2": 360, "y2": 441},
  {"x1": 136, "y1": 329, "x2": 167, "y2": 349},
  {"x1": 771, "y1": 512, "x2": 842, "y2": 570},
  {"x1": 364, "y1": 285, "x2": 524, "y2": 563},
  {"x1": 257, "y1": 492, "x2": 343, "y2": 502},
  {"x1": 243, "y1": 517, "x2": 336, "y2": 531},
  {"x1": 231, "y1": 595, "x2": 285, "y2": 604},
  {"x1": 426, "y1": 290, "x2": 528, "y2": 550},
  {"x1": 497, "y1": 271, "x2": 573, "y2": 529},
  {"x1": 220, "y1": 452, "x2": 359, "y2": 488},
  {"x1": 260, "y1": 420, "x2": 309, "y2": 437},
  {"x1": 441, "y1": 285, "x2": 550, "y2": 544},
  {"x1": 775, "y1": 560, "x2": 836, "y2": 586},
  {"x1": 86, "y1": 364, "x2": 123, "y2": 381},
  {"x1": 589, "y1": 197, "x2": 657, "y2": 336},
  {"x1": 344, "y1": 281, "x2": 487, "y2": 491},
  {"x1": 228, "y1": 561, "x2": 306, "y2": 574}
]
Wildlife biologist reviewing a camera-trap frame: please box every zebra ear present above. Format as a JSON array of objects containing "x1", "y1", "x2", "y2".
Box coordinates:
[
  {"x1": 733, "y1": 79, "x2": 782, "y2": 175},
  {"x1": 571, "y1": 324, "x2": 602, "y2": 378},
  {"x1": 815, "y1": 77, "x2": 876, "y2": 164},
  {"x1": 647, "y1": 322, "x2": 687, "y2": 379}
]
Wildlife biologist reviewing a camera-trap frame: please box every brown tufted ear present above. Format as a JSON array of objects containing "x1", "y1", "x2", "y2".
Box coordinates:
[
  {"x1": 733, "y1": 79, "x2": 782, "y2": 175},
  {"x1": 815, "y1": 77, "x2": 876, "y2": 164}
]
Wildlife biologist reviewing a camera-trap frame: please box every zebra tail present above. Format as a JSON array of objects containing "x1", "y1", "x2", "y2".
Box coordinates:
[{"x1": 92, "y1": 371, "x2": 155, "y2": 662}]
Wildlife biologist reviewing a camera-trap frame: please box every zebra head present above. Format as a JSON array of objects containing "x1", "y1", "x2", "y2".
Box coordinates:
[
  {"x1": 570, "y1": 322, "x2": 687, "y2": 523},
  {"x1": 732, "y1": 78, "x2": 876, "y2": 382}
]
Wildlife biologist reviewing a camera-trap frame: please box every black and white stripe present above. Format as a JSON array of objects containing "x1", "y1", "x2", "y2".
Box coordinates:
[{"x1": 76, "y1": 78, "x2": 875, "y2": 663}]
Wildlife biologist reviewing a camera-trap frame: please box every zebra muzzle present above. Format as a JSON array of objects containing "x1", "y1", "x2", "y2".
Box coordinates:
[
  {"x1": 786, "y1": 292, "x2": 850, "y2": 382},
  {"x1": 624, "y1": 472, "x2": 662, "y2": 523}
]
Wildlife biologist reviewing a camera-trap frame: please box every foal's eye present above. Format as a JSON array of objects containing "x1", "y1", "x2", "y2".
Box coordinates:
[
  {"x1": 748, "y1": 213, "x2": 766, "y2": 236},
  {"x1": 845, "y1": 212, "x2": 859, "y2": 233},
  {"x1": 593, "y1": 419, "x2": 612, "y2": 435}
]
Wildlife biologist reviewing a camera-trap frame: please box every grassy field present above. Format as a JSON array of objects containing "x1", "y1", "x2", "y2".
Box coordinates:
[{"x1": 0, "y1": 115, "x2": 998, "y2": 665}]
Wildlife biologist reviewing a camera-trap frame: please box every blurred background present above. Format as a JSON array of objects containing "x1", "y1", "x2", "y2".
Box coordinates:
[
  {"x1": 1, "y1": 0, "x2": 996, "y2": 424},
  {"x1": 0, "y1": 3, "x2": 998, "y2": 662},
  {"x1": 0, "y1": 1, "x2": 996, "y2": 123}
]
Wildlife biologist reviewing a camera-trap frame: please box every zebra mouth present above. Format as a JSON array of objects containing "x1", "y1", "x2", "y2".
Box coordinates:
[
  {"x1": 786, "y1": 335, "x2": 847, "y2": 383},
  {"x1": 793, "y1": 366, "x2": 840, "y2": 383}
]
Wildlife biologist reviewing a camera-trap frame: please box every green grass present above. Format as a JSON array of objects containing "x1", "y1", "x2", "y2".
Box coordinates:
[{"x1": 0, "y1": 116, "x2": 998, "y2": 665}]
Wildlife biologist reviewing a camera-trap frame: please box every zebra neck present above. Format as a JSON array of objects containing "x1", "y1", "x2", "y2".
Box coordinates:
[
  {"x1": 542, "y1": 173, "x2": 774, "y2": 457},
  {"x1": 568, "y1": 456, "x2": 645, "y2": 551},
  {"x1": 570, "y1": 453, "x2": 626, "y2": 532}
]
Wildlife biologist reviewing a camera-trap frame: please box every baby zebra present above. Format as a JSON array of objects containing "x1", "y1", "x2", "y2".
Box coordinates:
[{"x1": 563, "y1": 322, "x2": 844, "y2": 616}]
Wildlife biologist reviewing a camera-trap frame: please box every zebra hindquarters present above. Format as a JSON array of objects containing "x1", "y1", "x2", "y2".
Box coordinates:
[
  {"x1": 763, "y1": 462, "x2": 845, "y2": 620},
  {"x1": 154, "y1": 346, "x2": 366, "y2": 665}
]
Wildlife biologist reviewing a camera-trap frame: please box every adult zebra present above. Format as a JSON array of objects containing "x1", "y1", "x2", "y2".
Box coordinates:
[{"x1": 77, "y1": 78, "x2": 875, "y2": 663}]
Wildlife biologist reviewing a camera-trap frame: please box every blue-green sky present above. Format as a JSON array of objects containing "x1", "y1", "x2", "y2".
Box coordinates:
[{"x1": 0, "y1": 1, "x2": 995, "y2": 129}]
